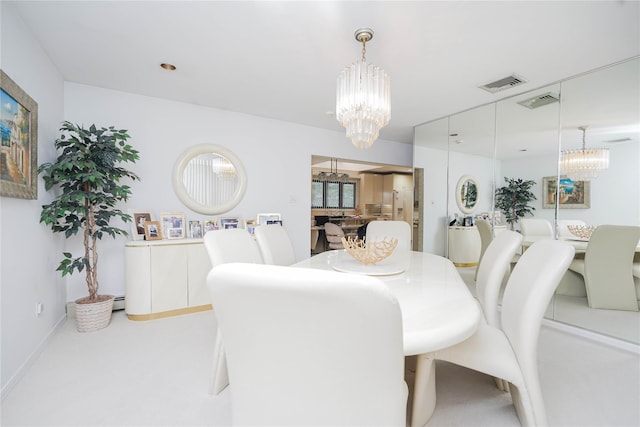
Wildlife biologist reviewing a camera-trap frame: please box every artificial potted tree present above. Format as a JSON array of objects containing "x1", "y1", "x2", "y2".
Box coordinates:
[
  {"x1": 494, "y1": 177, "x2": 537, "y2": 230},
  {"x1": 38, "y1": 121, "x2": 140, "y2": 332}
]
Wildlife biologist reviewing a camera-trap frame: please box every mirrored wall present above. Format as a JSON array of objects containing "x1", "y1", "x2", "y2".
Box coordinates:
[{"x1": 414, "y1": 57, "x2": 640, "y2": 344}]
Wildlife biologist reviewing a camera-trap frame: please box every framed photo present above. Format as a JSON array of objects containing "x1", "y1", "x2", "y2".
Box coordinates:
[
  {"x1": 188, "y1": 220, "x2": 203, "y2": 238},
  {"x1": 160, "y1": 211, "x2": 186, "y2": 239},
  {"x1": 129, "y1": 210, "x2": 153, "y2": 241},
  {"x1": 1, "y1": 70, "x2": 38, "y2": 199},
  {"x1": 144, "y1": 221, "x2": 163, "y2": 241},
  {"x1": 203, "y1": 219, "x2": 218, "y2": 234},
  {"x1": 543, "y1": 176, "x2": 591, "y2": 209},
  {"x1": 219, "y1": 217, "x2": 241, "y2": 229},
  {"x1": 257, "y1": 212, "x2": 281, "y2": 225},
  {"x1": 245, "y1": 219, "x2": 257, "y2": 235}
]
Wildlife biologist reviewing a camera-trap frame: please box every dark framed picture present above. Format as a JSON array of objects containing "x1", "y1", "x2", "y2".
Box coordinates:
[
  {"x1": 144, "y1": 221, "x2": 163, "y2": 240},
  {"x1": 543, "y1": 176, "x2": 591, "y2": 209},
  {"x1": 129, "y1": 209, "x2": 153, "y2": 241},
  {"x1": 189, "y1": 220, "x2": 203, "y2": 238},
  {"x1": 0, "y1": 70, "x2": 38, "y2": 199}
]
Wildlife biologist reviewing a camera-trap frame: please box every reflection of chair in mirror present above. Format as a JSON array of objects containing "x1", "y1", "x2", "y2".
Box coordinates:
[
  {"x1": 568, "y1": 225, "x2": 640, "y2": 311},
  {"x1": 557, "y1": 219, "x2": 587, "y2": 240},
  {"x1": 208, "y1": 263, "x2": 407, "y2": 426},
  {"x1": 474, "y1": 219, "x2": 494, "y2": 281},
  {"x1": 203, "y1": 228, "x2": 264, "y2": 395},
  {"x1": 519, "y1": 218, "x2": 553, "y2": 249},
  {"x1": 324, "y1": 222, "x2": 346, "y2": 250},
  {"x1": 365, "y1": 220, "x2": 412, "y2": 251},
  {"x1": 254, "y1": 224, "x2": 296, "y2": 266},
  {"x1": 413, "y1": 240, "x2": 574, "y2": 427}
]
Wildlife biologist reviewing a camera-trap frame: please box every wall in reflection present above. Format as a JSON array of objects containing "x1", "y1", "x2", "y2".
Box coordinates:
[{"x1": 414, "y1": 57, "x2": 639, "y2": 344}]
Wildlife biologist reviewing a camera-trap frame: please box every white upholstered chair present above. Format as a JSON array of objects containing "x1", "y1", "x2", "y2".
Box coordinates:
[
  {"x1": 208, "y1": 263, "x2": 407, "y2": 426},
  {"x1": 475, "y1": 230, "x2": 523, "y2": 328},
  {"x1": 412, "y1": 240, "x2": 574, "y2": 427},
  {"x1": 365, "y1": 220, "x2": 412, "y2": 251},
  {"x1": 519, "y1": 218, "x2": 553, "y2": 246},
  {"x1": 568, "y1": 225, "x2": 640, "y2": 311},
  {"x1": 474, "y1": 218, "x2": 495, "y2": 281},
  {"x1": 203, "y1": 228, "x2": 264, "y2": 395},
  {"x1": 254, "y1": 224, "x2": 296, "y2": 266},
  {"x1": 473, "y1": 229, "x2": 523, "y2": 391},
  {"x1": 324, "y1": 222, "x2": 346, "y2": 250}
]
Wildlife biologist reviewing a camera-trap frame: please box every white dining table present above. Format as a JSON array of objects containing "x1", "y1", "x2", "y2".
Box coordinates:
[{"x1": 293, "y1": 249, "x2": 482, "y2": 426}]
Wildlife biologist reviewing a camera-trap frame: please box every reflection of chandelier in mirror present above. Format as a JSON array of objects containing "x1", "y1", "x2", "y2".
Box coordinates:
[
  {"x1": 336, "y1": 28, "x2": 390, "y2": 150},
  {"x1": 317, "y1": 158, "x2": 349, "y2": 182},
  {"x1": 559, "y1": 126, "x2": 609, "y2": 181}
]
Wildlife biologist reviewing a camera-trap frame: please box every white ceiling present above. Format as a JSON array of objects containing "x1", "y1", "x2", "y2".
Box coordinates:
[{"x1": 9, "y1": 1, "x2": 640, "y2": 146}]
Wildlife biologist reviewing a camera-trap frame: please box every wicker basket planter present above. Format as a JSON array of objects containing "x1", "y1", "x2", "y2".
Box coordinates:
[{"x1": 74, "y1": 295, "x2": 114, "y2": 332}]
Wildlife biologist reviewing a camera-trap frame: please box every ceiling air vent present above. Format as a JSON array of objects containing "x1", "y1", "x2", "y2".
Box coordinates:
[
  {"x1": 479, "y1": 74, "x2": 527, "y2": 93},
  {"x1": 517, "y1": 92, "x2": 560, "y2": 109}
]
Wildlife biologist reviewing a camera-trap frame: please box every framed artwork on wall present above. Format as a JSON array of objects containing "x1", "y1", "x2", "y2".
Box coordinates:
[
  {"x1": 543, "y1": 176, "x2": 591, "y2": 209},
  {"x1": 0, "y1": 70, "x2": 38, "y2": 199}
]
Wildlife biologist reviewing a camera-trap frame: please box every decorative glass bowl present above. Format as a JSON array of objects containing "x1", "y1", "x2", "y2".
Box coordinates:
[
  {"x1": 567, "y1": 225, "x2": 596, "y2": 239},
  {"x1": 341, "y1": 236, "x2": 398, "y2": 265}
]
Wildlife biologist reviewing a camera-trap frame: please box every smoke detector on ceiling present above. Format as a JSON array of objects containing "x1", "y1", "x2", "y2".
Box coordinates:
[
  {"x1": 479, "y1": 74, "x2": 527, "y2": 93},
  {"x1": 517, "y1": 92, "x2": 560, "y2": 109}
]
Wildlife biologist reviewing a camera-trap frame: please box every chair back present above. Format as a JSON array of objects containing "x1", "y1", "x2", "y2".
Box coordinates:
[
  {"x1": 501, "y1": 240, "x2": 574, "y2": 370},
  {"x1": 475, "y1": 230, "x2": 522, "y2": 326},
  {"x1": 474, "y1": 218, "x2": 495, "y2": 281},
  {"x1": 254, "y1": 224, "x2": 296, "y2": 266},
  {"x1": 208, "y1": 263, "x2": 407, "y2": 426},
  {"x1": 203, "y1": 228, "x2": 263, "y2": 266},
  {"x1": 557, "y1": 219, "x2": 586, "y2": 239},
  {"x1": 366, "y1": 220, "x2": 412, "y2": 251},
  {"x1": 324, "y1": 222, "x2": 345, "y2": 250},
  {"x1": 519, "y1": 218, "x2": 553, "y2": 244},
  {"x1": 584, "y1": 225, "x2": 640, "y2": 311}
]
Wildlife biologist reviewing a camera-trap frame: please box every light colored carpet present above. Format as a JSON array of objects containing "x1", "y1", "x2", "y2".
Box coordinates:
[{"x1": 2, "y1": 309, "x2": 639, "y2": 426}]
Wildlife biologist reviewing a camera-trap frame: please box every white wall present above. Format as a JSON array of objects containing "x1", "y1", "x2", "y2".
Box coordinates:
[
  {"x1": 63, "y1": 82, "x2": 412, "y2": 301},
  {"x1": 500, "y1": 141, "x2": 639, "y2": 229},
  {"x1": 414, "y1": 145, "x2": 448, "y2": 256},
  {"x1": 1, "y1": 3, "x2": 66, "y2": 394}
]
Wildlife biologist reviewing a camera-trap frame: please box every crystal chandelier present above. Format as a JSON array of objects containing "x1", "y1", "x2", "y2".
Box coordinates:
[
  {"x1": 336, "y1": 28, "x2": 390, "y2": 149},
  {"x1": 317, "y1": 158, "x2": 349, "y2": 182},
  {"x1": 559, "y1": 126, "x2": 609, "y2": 181}
]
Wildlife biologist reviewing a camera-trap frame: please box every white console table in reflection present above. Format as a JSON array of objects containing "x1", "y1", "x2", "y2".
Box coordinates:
[{"x1": 448, "y1": 226, "x2": 481, "y2": 267}]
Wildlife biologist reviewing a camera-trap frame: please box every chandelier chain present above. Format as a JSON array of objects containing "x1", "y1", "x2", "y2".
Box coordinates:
[{"x1": 361, "y1": 39, "x2": 367, "y2": 62}]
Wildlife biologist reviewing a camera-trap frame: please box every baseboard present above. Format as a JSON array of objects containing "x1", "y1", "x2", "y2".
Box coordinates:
[
  {"x1": 66, "y1": 295, "x2": 125, "y2": 319},
  {"x1": 1, "y1": 314, "x2": 67, "y2": 401},
  {"x1": 542, "y1": 319, "x2": 640, "y2": 354}
]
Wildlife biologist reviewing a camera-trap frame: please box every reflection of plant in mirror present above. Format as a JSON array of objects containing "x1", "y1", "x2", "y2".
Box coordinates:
[
  {"x1": 463, "y1": 181, "x2": 477, "y2": 208},
  {"x1": 495, "y1": 177, "x2": 536, "y2": 230}
]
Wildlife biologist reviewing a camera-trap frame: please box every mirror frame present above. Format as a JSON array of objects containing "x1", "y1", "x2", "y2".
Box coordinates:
[
  {"x1": 455, "y1": 174, "x2": 479, "y2": 214},
  {"x1": 172, "y1": 144, "x2": 247, "y2": 215}
]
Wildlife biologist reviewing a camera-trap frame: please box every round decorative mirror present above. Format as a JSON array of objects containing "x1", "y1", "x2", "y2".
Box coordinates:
[
  {"x1": 172, "y1": 144, "x2": 247, "y2": 215},
  {"x1": 455, "y1": 175, "x2": 479, "y2": 214}
]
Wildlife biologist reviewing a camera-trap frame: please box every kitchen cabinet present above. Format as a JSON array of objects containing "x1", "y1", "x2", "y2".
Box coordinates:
[
  {"x1": 360, "y1": 173, "x2": 383, "y2": 205},
  {"x1": 125, "y1": 239, "x2": 212, "y2": 320}
]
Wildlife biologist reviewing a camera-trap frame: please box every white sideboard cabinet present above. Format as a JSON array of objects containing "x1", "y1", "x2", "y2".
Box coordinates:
[
  {"x1": 447, "y1": 226, "x2": 481, "y2": 267},
  {"x1": 125, "y1": 239, "x2": 212, "y2": 320}
]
